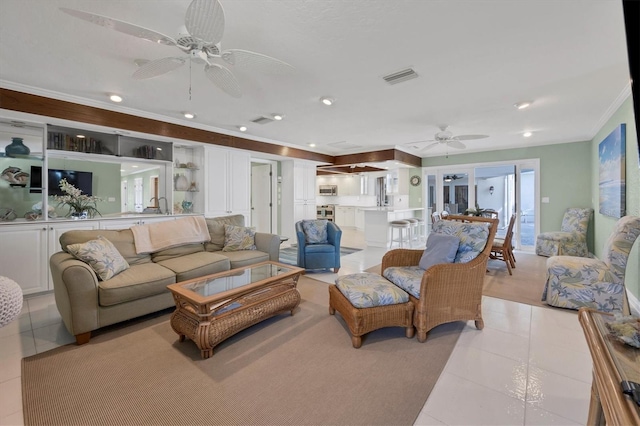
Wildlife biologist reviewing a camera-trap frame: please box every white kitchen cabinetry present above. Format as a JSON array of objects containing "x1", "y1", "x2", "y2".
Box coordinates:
[
  {"x1": 204, "y1": 146, "x2": 251, "y2": 222},
  {"x1": 355, "y1": 208, "x2": 365, "y2": 230},
  {"x1": 281, "y1": 160, "x2": 317, "y2": 240},
  {"x1": 335, "y1": 206, "x2": 355, "y2": 228}
]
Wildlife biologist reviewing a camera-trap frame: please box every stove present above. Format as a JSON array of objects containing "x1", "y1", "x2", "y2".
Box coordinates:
[{"x1": 317, "y1": 205, "x2": 334, "y2": 221}]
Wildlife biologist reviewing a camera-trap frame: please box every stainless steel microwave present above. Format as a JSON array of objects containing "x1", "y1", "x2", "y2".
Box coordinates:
[{"x1": 318, "y1": 185, "x2": 338, "y2": 195}]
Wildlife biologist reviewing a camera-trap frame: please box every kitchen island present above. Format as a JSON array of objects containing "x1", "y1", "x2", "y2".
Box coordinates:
[{"x1": 361, "y1": 207, "x2": 425, "y2": 248}]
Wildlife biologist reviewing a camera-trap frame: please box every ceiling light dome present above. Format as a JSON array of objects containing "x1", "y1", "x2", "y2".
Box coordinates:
[
  {"x1": 238, "y1": 126, "x2": 247, "y2": 132},
  {"x1": 109, "y1": 94, "x2": 123, "y2": 103},
  {"x1": 523, "y1": 131, "x2": 533, "y2": 137},
  {"x1": 183, "y1": 112, "x2": 196, "y2": 119},
  {"x1": 320, "y1": 96, "x2": 334, "y2": 106},
  {"x1": 514, "y1": 101, "x2": 532, "y2": 110},
  {"x1": 272, "y1": 113, "x2": 284, "y2": 120}
]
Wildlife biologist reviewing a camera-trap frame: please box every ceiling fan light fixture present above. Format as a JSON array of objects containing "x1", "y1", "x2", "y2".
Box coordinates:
[
  {"x1": 320, "y1": 96, "x2": 334, "y2": 106},
  {"x1": 272, "y1": 113, "x2": 284, "y2": 121},
  {"x1": 183, "y1": 112, "x2": 196, "y2": 119},
  {"x1": 109, "y1": 94, "x2": 123, "y2": 103},
  {"x1": 523, "y1": 131, "x2": 533, "y2": 137},
  {"x1": 514, "y1": 101, "x2": 532, "y2": 110}
]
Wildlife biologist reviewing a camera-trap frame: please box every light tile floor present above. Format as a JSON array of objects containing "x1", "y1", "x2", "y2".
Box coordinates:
[{"x1": 0, "y1": 228, "x2": 591, "y2": 425}]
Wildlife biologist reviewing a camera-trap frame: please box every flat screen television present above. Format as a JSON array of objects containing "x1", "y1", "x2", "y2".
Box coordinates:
[{"x1": 30, "y1": 166, "x2": 93, "y2": 196}]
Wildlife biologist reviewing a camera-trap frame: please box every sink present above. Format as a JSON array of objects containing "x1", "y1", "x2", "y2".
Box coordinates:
[{"x1": 142, "y1": 208, "x2": 162, "y2": 214}]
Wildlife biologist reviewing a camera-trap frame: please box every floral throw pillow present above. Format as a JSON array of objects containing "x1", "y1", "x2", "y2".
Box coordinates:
[
  {"x1": 67, "y1": 235, "x2": 130, "y2": 281},
  {"x1": 222, "y1": 225, "x2": 256, "y2": 252},
  {"x1": 301, "y1": 220, "x2": 328, "y2": 244}
]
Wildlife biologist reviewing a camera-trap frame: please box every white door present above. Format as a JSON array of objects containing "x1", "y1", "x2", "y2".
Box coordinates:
[
  {"x1": 121, "y1": 180, "x2": 128, "y2": 212},
  {"x1": 251, "y1": 163, "x2": 272, "y2": 233}
]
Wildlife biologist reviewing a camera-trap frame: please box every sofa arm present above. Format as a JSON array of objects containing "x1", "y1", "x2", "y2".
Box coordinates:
[
  {"x1": 254, "y1": 232, "x2": 280, "y2": 262},
  {"x1": 49, "y1": 251, "x2": 100, "y2": 338}
]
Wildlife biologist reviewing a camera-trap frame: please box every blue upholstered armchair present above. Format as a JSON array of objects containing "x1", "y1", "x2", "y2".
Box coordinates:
[
  {"x1": 295, "y1": 220, "x2": 342, "y2": 273},
  {"x1": 542, "y1": 215, "x2": 640, "y2": 313},
  {"x1": 535, "y1": 208, "x2": 593, "y2": 257}
]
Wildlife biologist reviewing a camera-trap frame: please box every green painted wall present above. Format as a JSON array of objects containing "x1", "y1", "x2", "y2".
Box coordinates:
[
  {"x1": 590, "y1": 97, "x2": 639, "y2": 302},
  {"x1": 419, "y1": 140, "x2": 593, "y2": 247},
  {"x1": 408, "y1": 167, "x2": 423, "y2": 208}
]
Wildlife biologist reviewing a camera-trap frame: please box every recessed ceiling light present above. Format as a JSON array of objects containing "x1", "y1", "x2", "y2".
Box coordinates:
[
  {"x1": 76, "y1": 134, "x2": 85, "y2": 139},
  {"x1": 320, "y1": 97, "x2": 334, "y2": 106},
  {"x1": 156, "y1": 147, "x2": 162, "y2": 151},
  {"x1": 272, "y1": 113, "x2": 284, "y2": 120},
  {"x1": 183, "y1": 112, "x2": 196, "y2": 119},
  {"x1": 308, "y1": 143, "x2": 316, "y2": 147},
  {"x1": 523, "y1": 131, "x2": 533, "y2": 137},
  {"x1": 514, "y1": 101, "x2": 532, "y2": 110},
  {"x1": 238, "y1": 126, "x2": 247, "y2": 132},
  {"x1": 109, "y1": 94, "x2": 123, "y2": 103},
  {"x1": 132, "y1": 165, "x2": 138, "y2": 168}
]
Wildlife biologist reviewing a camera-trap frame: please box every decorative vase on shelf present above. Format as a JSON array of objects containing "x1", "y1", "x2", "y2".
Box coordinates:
[
  {"x1": 181, "y1": 200, "x2": 193, "y2": 213},
  {"x1": 4, "y1": 137, "x2": 30, "y2": 158},
  {"x1": 175, "y1": 174, "x2": 189, "y2": 191}
]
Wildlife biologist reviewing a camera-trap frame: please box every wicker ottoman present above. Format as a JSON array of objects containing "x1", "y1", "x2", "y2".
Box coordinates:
[{"x1": 329, "y1": 272, "x2": 415, "y2": 348}]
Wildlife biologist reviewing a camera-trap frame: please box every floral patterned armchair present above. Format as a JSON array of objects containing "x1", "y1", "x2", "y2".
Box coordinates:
[
  {"x1": 381, "y1": 215, "x2": 498, "y2": 342},
  {"x1": 535, "y1": 208, "x2": 593, "y2": 257},
  {"x1": 542, "y1": 215, "x2": 640, "y2": 313}
]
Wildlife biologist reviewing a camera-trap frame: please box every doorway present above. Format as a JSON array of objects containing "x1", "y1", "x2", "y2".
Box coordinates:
[{"x1": 251, "y1": 160, "x2": 278, "y2": 233}]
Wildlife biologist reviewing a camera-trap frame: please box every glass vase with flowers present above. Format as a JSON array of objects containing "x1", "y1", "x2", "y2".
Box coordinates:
[{"x1": 51, "y1": 178, "x2": 102, "y2": 219}]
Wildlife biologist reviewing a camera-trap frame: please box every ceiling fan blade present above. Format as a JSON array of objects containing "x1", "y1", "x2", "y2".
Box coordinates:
[
  {"x1": 185, "y1": 0, "x2": 225, "y2": 44},
  {"x1": 59, "y1": 8, "x2": 176, "y2": 46},
  {"x1": 221, "y1": 49, "x2": 294, "y2": 73},
  {"x1": 132, "y1": 57, "x2": 185, "y2": 80},
  {"x1": 204, "y1": 64, "x2": 242, "y2": 98},
  {"x1": 453, "y1": 134, "x2": 489, "y2": 141},
  {"x1": 419, "y1": 142, "x2": 440, "y2": 151},
  {"x1": 448, "y1": 140, "x2": 466, "y2": 149}
]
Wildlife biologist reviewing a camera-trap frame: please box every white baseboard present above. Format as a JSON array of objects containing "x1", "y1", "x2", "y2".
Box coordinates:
[{"x1": 627, "y1": 289, "x2": 640, "y2": 316}]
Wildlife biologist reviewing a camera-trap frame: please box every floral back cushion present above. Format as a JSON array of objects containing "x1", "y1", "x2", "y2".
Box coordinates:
[
  {"x1": 67, "y1": 235, "x2": 130, "y2": 281},
  {"x1": 301, "y1": 220, "x2": 328, "y2": 244},
  {"x1": 222, "y1": 225, "x2": 256, "y2": 252},
  {"x1": 560, "y1": 208, "x2": 592, "y2": 233},
  {"x1": 432, "y1": 220, "x2": 490, "y2": 263}
]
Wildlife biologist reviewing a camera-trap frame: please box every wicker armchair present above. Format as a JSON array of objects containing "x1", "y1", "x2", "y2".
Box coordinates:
[{"x1": 381, "y1": 215, "x2": 498, "y2": 342}]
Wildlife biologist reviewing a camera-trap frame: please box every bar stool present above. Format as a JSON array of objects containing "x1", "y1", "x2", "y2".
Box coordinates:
[
  {"x1": 405, "y1": 218, "x2": 419, "y2": 247},
  {"x1": 389, "y1": 220, "x2": 411, "y2": 249},
  {"x1": 414, "y1": 218, "x2": 427, "y2": 245}
]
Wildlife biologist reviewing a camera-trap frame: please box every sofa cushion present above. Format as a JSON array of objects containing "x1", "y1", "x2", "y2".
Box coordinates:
[
  {"x1": 60, "y1": 229, "x2": 151, "y2": 265},
  {"x1": 205, "y1": 215, "x2": 246, "y2": 251},
  {"x1": 383, "y1": 266, "x2": 424, "y2": 298},
  {"x1": 67, "y1": 235, "x2": 130, "y2": 281},
  {"x1": 98, "y1": 263, "x2": 176, "y2": 307},
  {"x1": 155, "y1": 252, "x2": 230, "y2": 282},
  {"x1": 219, "y1": 250, "x2": 269, "y2": 269},
  {"x1": 151, "y1": 243, "x2": 204, "y2": 262},
  {"x1": 418, "y1": 233, "x2": 459, "y2": 270},
  {"x1": 432, "y1": 220, "x2": 490, "y2": 263},
  {"x1": 222, "y1": 225, "x2": 256, "y2": 251}
]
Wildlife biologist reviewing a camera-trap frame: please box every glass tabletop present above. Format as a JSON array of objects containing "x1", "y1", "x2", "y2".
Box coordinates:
[
  {"x1": 180, "y1": 262, "x2": 296, "y2": 298},
  {"x1": 592, "y1": 313, "x2": 640, "y2": 385}
]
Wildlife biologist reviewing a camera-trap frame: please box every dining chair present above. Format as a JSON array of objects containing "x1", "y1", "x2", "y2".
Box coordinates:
[{"x1": 490, "y1": 214, "x2": 516, "y2": 274}]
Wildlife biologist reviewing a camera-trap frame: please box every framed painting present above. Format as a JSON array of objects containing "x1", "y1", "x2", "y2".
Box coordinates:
[{"x1": 598, "y1": 123, "x2": 626, "y2": 218}]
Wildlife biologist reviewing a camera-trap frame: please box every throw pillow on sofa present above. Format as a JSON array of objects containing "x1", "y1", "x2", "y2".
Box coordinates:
[
  {"x1": 67, "y1": 235, "x2": 130, "y2": 281},
  {"x1": 222, "y1": 225, "x2": 257, "y2": 251},
  {"x1": 418, "y1": 233, "x2": 460, "y2": 270}
]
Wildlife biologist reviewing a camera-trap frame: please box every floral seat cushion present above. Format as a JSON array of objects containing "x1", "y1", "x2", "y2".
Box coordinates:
[
  {"x1": 382, "y1": 266, "x2": 424, "y2": 298},
  {"x1": 336, "y1": 272, "x2": 409, "y2": 308}
]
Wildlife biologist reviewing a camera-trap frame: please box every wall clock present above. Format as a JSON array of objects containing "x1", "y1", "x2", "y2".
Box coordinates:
[{"x1": 410, "y1": 175, "x2": 421, "y2": 186}]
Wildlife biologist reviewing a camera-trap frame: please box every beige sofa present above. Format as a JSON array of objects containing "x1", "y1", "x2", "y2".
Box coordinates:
[{"x1": 49, "y1": 215, "x2": 280, "y2": 344}]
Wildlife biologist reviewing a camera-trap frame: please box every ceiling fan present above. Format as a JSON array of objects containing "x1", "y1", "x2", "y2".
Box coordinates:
[
  {"x1": 405, "y1": 125, "x2": 489, "y2": 151},
  {"x1": 59, "y1": 0, "x2": 293, "y2": 98}
]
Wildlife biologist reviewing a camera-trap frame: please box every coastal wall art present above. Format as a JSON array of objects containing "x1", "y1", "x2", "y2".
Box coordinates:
[{"x1": 599, "y1": 123, "x2": 626, "y2": 218}]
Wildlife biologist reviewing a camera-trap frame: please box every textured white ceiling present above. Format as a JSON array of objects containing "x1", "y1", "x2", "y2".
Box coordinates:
[{"x1": 0, "y1": 0, "x2": 632, "y2": 159}]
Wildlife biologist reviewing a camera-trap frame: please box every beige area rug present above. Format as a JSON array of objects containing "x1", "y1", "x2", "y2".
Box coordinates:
[
  {"x1": 366, "y1": 251, "x2": 549, "y2": 308},
  {"x1": 22, "y1": 276, "x2": 463, "y2": 426}
]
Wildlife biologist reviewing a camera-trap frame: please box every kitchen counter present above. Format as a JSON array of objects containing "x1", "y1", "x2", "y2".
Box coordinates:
[{"x1": 363, "y1": 207, "x2": 424, "y2": 248}]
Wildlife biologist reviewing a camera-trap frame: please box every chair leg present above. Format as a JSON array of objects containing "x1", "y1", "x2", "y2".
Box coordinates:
[{"x1": 333, "y1": 267, "x2": 340, "y2": 273}]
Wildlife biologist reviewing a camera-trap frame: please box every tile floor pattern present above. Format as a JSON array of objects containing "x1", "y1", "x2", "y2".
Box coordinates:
[{"x1": 0, "y1": 228, "x2": 591, "y2": 425}]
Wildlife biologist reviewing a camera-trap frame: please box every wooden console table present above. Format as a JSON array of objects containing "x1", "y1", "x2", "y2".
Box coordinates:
[{"x1": 578, "y1": 308, "x2": 640, "y2": 425}]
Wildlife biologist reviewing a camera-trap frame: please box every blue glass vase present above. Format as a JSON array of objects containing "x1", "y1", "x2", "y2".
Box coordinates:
[{"x1": 5, "y1": 137, "x2": 30, "y2": 157}]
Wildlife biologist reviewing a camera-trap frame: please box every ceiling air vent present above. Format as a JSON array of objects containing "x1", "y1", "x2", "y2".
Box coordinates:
[
  {"x1": 251, "y1": 116, "x2": 274, "y2": 125},
  {"x1": 383, "y1": 68, "x2": 418, "y2": 85}
]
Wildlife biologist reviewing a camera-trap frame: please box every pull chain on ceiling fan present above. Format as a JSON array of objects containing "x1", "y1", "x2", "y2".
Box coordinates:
[{"x1": 60, "y1": 0, "x2": 294, "y2": 98}]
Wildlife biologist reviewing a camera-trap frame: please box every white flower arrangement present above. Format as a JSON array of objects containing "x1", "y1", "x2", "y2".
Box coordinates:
[{"x1": 51, "y1": 178, "x2": 102, "y2": 218}]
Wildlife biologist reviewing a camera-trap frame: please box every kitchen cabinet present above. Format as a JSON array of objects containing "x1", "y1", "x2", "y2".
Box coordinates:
[
  {"x1": 355, "y1": 208, "x2": 365, "y2": 230},
  {"x1": 204, "y1": 146, "x2": 251, "y2": 222},
  {"x1": 335, "y1": 206, "x2": 355, "y2": 228},
  {"x1": 281, "y1": 160, "x2": 317, "y2": 240}
]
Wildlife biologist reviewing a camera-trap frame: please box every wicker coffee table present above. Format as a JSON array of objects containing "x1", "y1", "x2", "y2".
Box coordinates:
[{"x1": 168, "y1": 261, "x2": 303, "y2": 359}]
